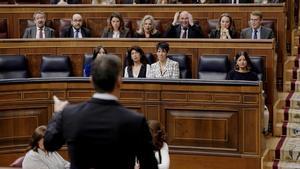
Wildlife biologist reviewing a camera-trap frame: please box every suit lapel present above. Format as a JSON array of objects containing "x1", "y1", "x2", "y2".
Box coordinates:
[
  {"x1": 161, "y1": 58, "x2": 170, "y2": 76},
  {"x1": 247, "y1": 28, "x2": 252, "y2": 39},
  {"x1": 176, "y1": 26, "x2": 181, "y2": 38},
  {"x1": 32, "y1": 27, "x2": 37, "y2": 38},
  {"x1": 260, "y1": 27, "x2": 266, "y2": 39},
  {"x1": 44, "y1": 27, "x2": 50, "y2": 38}
]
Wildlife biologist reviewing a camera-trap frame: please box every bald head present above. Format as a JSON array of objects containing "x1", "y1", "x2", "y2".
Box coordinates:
[
  {"x1": 71, "y1": 13, "x2": 83, "y2": 30},
  {"x1": 179, "y1": 11, "x2": 190, "y2": 28}
]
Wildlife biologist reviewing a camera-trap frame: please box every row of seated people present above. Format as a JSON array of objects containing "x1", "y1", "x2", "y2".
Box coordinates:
[
  {"x1": 17, "y1": 10, "x2": 274, "y2": 40},
  {"x1": 0, "y1": 42, "x2": 264, "y2": 81},
  {"x1": 0, "y1": 0, "x2": 281, "y2": 5}
]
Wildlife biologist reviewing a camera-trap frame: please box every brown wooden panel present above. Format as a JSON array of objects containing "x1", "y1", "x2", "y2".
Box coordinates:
[
  {"x1": 145, "y1": 105, "x2": 160, "y2": 120},
  {"x1": 67, "y1": 90, "x2": 93, "y2": 98},
  {"x1": 161, "y1": 92, "x2": 187, "y2": 101},
  {"x1": 0, "y1": 92, "x2": 21, "y2": 101},
  {"x1": 188, "y1": 93, "x2": 213, "y2": 102},
  {"x1": 23, "y1": 91, "x2": 49, "y2": 100},
  {"x1": 214, "y1": 94, "x2": 241, "y2": 103},
  {"x1": 120, "y1": 90, "x2": 144, "y2": 100},
  {"x1": 243, "y1": 108, "x2": 259, "y2": 154},
  {"x1": 167, "y1": 109, "x2": 238, "y2": 151},
  {"x1": 243, "y1": 95, "x2": 259, "y2": 104}
]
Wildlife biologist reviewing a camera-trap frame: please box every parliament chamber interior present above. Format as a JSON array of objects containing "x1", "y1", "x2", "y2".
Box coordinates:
[{"x1": 0, "y1": 1, "x2": 298, "y2": 169}]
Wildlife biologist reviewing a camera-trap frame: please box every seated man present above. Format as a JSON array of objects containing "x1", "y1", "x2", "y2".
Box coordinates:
[
  {"x1": 164, "y1": 11, "x2": 203, "y2": 39},
  {"x1": 61, "y1": 14, "x2": 91, "y2": 38},
  {"x1": 240, "y1": 11, "x2": 274, "y2": 39},
  {"x1": 23, "y1": 11, "x2": 55, "y2": 39}
]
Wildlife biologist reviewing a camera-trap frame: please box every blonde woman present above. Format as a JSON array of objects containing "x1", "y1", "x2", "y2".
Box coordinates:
[{"x1": 134, "y1": 15, "x2": 161, "y2": 38}]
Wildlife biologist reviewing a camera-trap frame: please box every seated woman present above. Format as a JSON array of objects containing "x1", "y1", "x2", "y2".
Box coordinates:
[
  {"x1": 148, "y1": 120, "x2": 170, "y2": 169},
  {"x1": 134, "y1": 15, "x2": 161, "y2": 38},
  {"x1": 83, "y1": 46, "x2": 107, "y2": 77},
  {"x1": 22, "y1": 125, "x2": 70, "y2": 169},
  {"x1": 227, "y1": 51, "x2": 258, "y2": 81},
  {"x1": 92, "y1": 0, "x2": 115, "y2": 4},
  {"x1": 101, "y1": 12, "x2": 131, "y2": 38},
  {"x1": 209, "y1": 13, "x2": 236, "y2": 39},
  {"x1": 124, "y1": 46, "x2": 150, "y2": 78},
  {"x1": 148, "y1": 42, "x2": 179, "y2": 79}
]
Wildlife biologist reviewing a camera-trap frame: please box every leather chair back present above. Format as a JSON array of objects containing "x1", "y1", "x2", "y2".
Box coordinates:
[
  {"x1": 40, "y1": 56, "x2": 71, "y2": 77},
  {"x1": 0, "y1": 19, "x2": 8, "y2": 38},
  {"x1": 168, "y1": 54, "x2": 190, "y2": 78},
  {"x1": 198, "y1": 55, "x2": 229, "y2": 80},
  {"x1": 250, "y1": 56, "x2": 265, "y2": 81},
  {"x1": 0, "y1": 55, "x2": 29, "y2": 79}
]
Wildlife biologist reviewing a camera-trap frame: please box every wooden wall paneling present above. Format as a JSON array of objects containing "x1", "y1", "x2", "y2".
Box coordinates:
[{"x1": 86, "y1": 17, "x2": 107, "y2": 37}]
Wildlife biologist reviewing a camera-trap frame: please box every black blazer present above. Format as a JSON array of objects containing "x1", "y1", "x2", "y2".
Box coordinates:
[
  {"x1": 164, "y1": 24, "x2": 203, "y2": 38},
  {"x1": 61, "y1": 26, "x2": 91, "y2": 38},
  {"x1": 133, "y1": 31, "x2": 161, "y2": 38},
  {"x1": 44, "y1": 98, "x2": 158, "y2": 169},
  {"x1": 209, "y1": 29, "x2": 237, "y2": 39}
]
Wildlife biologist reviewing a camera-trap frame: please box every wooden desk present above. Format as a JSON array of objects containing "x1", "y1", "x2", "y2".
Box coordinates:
[{"x1": 0, "y1": 78, "x2": 264, "y2": 169}]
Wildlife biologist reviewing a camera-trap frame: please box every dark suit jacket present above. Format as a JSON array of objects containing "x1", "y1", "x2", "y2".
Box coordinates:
[
  {"x1": 209, "y1": 29, "x2": 237, "y2": 39},
  {"x1": 240, "y1": 26, "x2": 274, "y2": 39},
  {"x1": 101, "y1": 28, "x2": 132, "y2": 38},
  {"x1": 44, "y1": 98, "x2": 158, "y2": 169},
  {"x1": 164, "y1": 24, "x2": 203, "y2": 38},
  {"x1": 133, "y1": 31, "x2": 161, "y2": 38},
  {"x1": 23, "y1": 26, "x2": 55, "y2": 38},
  {"x1": 61, "y1": 26, "x2": 91, "y2": 38},
  {"x1": 50, "y1": 0, "x2": 80, "y2": 3}
]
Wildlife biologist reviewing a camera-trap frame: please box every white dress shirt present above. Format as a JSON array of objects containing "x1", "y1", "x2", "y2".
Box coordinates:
[
  {"x1": 93, "y1": 93, "x2": 118, "y2": 100},
  {"x1": 36, "y1": 27, "x2": 45, "y2": 39},
  {"x1": 72, "y1": 27, "x2": 83, "y2": 38},
  {"x1": 252, "y1": 26, "x2": 261, "y2": 39},
  {"x1": 112, "y1": 31, "x2": 120, "y2": 38}
]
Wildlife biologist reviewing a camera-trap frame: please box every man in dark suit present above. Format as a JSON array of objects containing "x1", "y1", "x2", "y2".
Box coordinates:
[
  {"x1": 23, "y1": 11, "x2": 55, "y2": 39},
  {"x1": 240, "y1": 11, "x2": 274, "y2": 39},
  {"x1": 44, "y1": 54, "x2": 158, "y2": 169},
  {"x1": 61, "y1": 14, "x2": 91, "y2": 38},
  {"x1": 164, "y1": 11, "x2": 203, "y2": 39}
]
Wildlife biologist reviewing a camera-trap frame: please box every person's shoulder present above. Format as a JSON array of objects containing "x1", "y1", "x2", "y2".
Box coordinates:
[
  {"x1": 24, "y1": 150, "x2": 41, "y2": 160},
  {"x1": 241, "y1": 27, "x2": 251, "y2": 32},
  {"x1": 261, "y1": 26, "x2": 273, "y2": 32},
  {"x1": 45, "y1": 26, "x2": 55, "y2": 32}
]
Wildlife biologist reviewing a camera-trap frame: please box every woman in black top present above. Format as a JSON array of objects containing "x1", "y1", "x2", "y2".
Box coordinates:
[
  {"x1": 227, "y1": 51, "x2": 258, "y2": 81},
  {"x1": 124, "y1": 46, "x2": 150, "y2": 78},
  {"x1": 134, "y1": 15, "x2": 161, "y2": 38},
  {"x1": 209, "y1": 13, "x2": 236, "y2": 39}
]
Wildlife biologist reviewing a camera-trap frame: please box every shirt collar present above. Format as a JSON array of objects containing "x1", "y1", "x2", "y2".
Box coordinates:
[
  {"x1": 92, "y1": 93, "x2": 118, "y2": 101},
  {"x1": 252, "y1": 26, "x2": 261, "y2": 32},
  {"x1": 72, "y1": 27, "x2": 80, "y2": 32},
  {"x1": 37, "y1": 26, "x2": 45, "y2": 31}
]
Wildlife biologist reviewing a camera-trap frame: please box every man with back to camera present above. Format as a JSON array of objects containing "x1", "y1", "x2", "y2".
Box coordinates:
[
  {"x1": 240, "y1": 11, "x2": 274, "y2": 39},
  {"x1": 61, "y1": 13, "x2": 91, "y2": 38},
  {"x1": 164, "y1": 11, "x2": 203, "y2": 39},
  {"x1": 23, "y1": 11, "x2": 55, "y2": 39},
  {"x1": 43, "y1": 54, "x2": 158, "y2": 169}
]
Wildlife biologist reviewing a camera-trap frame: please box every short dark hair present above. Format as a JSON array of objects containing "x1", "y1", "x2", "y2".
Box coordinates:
[
  {"x1": 127, "y1": 46, "x2": 147, "y2": 66},
  {"x1": 28, "y1": 125, "x2": 47, "y2": 152},
  {"x1": 92, "y1": 46, "x2": 107, "y2": 60},
  {"x1": 234, "y1": 51, "x2": 253, "y2": 71},
  {"x1": 156, "y1": 42, "x2": 169, "y2": 53},
  {"x1": 91, "y1": 54, "x2": 122, "y2": 93}
]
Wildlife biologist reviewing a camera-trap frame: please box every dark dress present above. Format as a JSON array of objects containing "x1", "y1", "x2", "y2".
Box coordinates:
[
  {"x1": 125, "y1": 64, "x2": 148, "y2": 78},
  {"x1": 209, "y1": 29, "x2": 237, "y2": 39},
  {"x1": 133, "y1": 31, "x2": 161, "y2": 38},
  {"x1": 226, "y1": 70, "x2": 258, "y2": 81}
]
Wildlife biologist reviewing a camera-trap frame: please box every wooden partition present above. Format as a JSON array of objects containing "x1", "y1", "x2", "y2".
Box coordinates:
[
  {"x1": 0, "y1": 38, "x2": 276, "y2": 110},
  {"x1": 0, "y1": 78, "x2": 264, "y2": 169}
]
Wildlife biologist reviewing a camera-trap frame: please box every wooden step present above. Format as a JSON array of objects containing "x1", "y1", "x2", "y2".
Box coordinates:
[
  {"x1": 274, "y1": 122, "x2": 300, "y2": 137},
  {"x1": 276, "y1": 108, "x2": 300, "y2": 123}
]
